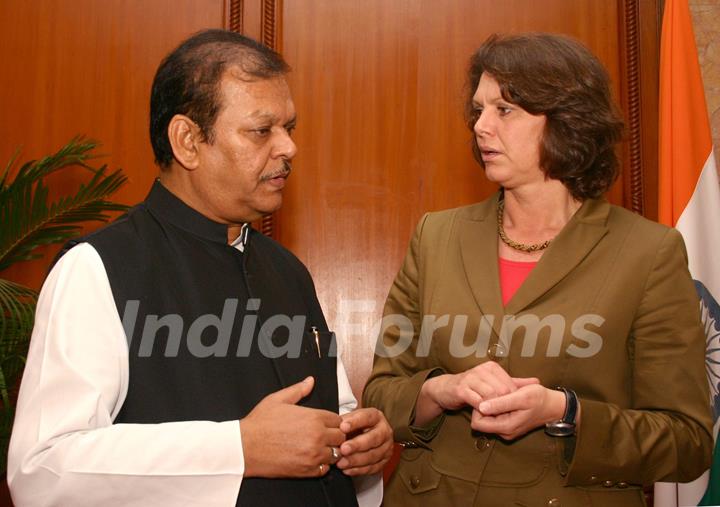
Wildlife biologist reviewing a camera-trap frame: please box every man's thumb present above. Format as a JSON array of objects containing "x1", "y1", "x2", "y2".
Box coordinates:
[{"x1": 266, "y1": 376, "x2": 314, "y2": 404}]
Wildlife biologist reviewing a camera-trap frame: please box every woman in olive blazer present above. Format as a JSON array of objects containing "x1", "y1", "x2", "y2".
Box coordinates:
[{"x1": 363, "y1": 33, "x2": 712, "y2": 507}]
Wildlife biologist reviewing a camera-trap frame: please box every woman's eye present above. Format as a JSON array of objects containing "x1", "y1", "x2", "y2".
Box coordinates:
[{"x1": 498, "y1": 106, "x2": 512, "y2": 116}]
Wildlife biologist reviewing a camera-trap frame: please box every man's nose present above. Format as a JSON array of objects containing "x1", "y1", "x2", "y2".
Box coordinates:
[{"x1": 275, "y1": 130, "x2": 297, "y2": 160}]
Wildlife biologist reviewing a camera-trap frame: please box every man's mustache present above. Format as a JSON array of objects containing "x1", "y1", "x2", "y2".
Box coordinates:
[{"x1": 260, "y1": 160, "x2": 292, "y2": 181}]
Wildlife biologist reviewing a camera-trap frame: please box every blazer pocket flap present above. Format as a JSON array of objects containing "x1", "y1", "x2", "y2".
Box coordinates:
[
  {"x1": 396, "y1": 448, "x2": 441, "y2": 494},
  {"x1": 427, "y1": 413, "x2": 488, "y2": 483}
]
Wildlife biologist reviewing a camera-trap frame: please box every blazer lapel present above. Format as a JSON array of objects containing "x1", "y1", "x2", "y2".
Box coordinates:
[
  {"x1": 505, "y1": 198, "x2": 610, "y2": 314},
  {"x1": 459, "y1": 196, "x2": 507, "y2": 339}
]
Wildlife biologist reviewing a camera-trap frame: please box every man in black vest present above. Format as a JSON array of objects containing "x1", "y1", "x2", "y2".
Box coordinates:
[{"x1": 8, "y1": 30, "x2": 392, "y2": 506}]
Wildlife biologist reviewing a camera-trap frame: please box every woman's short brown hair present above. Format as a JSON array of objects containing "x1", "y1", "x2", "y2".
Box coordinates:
[{"x1": 466, "y1": 33, "x2": 624, "y2": 200}]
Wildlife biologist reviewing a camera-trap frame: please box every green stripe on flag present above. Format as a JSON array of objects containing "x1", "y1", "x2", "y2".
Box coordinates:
[{"x1": 700, "y1": 435, "x2": 720, "y2": 505}]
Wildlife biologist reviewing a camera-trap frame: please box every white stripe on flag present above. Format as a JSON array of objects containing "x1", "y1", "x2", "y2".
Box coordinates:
[
  {"x1": 676, "y1": 151, "x2": 720, "y2": 299},
  {"x1": 655, "y1": 473, "x2": 713, "y2": 507}
]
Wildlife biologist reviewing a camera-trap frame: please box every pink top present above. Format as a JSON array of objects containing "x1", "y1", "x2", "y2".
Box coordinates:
[{"x1": 498, "y1": 257, "x2": 538, "y2": 306}]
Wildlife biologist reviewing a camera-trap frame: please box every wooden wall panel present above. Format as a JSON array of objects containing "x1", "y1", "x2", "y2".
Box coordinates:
[
  {"x1": 0, "y1": 0, "x2": 226, "y2": 290},
  {"x1": 278, "y1": 0, "x2": 659, "y2": 399}
]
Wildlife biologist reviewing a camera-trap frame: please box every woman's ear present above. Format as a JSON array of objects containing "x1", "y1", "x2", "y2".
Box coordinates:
[{"x1": 167, "y1": 114, "x2": 201, "y2": 170}]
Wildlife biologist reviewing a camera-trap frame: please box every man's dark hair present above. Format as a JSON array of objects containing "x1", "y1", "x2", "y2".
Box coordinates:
[
  {"x1": 465, "y1": 33, "x2": 624, "y2": 200},
  {"x1": 150, "y1": 29, "x2": 290, "y2": 168}
]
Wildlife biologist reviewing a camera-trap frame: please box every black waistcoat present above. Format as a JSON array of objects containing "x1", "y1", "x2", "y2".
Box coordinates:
[{"x1": 61, "y1": 181, "x2": 358, "y2": 507}]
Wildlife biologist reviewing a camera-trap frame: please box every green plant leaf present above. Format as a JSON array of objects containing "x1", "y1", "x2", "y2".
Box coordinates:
[
  {"x1": 0, "y1": 279, "x2": 36, "y2": 410},
  {"x1": 0, "y1": 138, "x2": 129, "y2": 271}
]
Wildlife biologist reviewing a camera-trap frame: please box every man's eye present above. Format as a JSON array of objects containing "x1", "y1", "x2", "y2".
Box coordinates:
[
  {"x1": 253, "y1": 128, "x2": 271, "y2": 137},
  {"x1": 286, "y1": 125, "x2": 296, "y2": 136}
]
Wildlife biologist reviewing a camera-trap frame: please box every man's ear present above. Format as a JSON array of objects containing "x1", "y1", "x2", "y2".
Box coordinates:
[{"x1": 167, "y1": 114, "x2": 202, "y2": 170}]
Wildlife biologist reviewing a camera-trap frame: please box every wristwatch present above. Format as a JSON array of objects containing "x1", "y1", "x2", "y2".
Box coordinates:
[{"x1": 544, "y1": 387, "x2": 578, "y2": 437}]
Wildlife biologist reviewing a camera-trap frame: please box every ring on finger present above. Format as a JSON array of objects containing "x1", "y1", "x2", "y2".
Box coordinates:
[
  {"x1": 319, "y1": 463, "x2": 326, "y2": 475},
  {"x1": 330, "y1": 446, "x2": 340, "y2": 463}
]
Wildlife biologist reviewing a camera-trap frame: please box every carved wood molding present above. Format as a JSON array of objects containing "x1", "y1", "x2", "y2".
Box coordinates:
[
  {"x1": 259, "y1": 0, "x2": 280, "y2": 238},
  {"x1": 227, "y1": 0, "x2": 242, "y2": 32},
  {"x1": 620, "y1": 0, "x2": 645, "y2": 215},
  {"x1": 261, "y1": 0, "x2": 279, "y2": 49},
  {"x1": 226, "y1": 0, "x2": 281, "y2": 238}
]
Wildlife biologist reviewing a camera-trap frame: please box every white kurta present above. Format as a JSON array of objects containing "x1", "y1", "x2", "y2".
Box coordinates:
[{"x1": 8, "y1": 242, "x2": 381, "y2": 506}]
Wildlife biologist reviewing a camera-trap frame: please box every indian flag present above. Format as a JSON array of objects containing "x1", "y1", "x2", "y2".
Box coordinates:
[{"x1": 654, "y1": 0, "x2": 720, "y2": 506}]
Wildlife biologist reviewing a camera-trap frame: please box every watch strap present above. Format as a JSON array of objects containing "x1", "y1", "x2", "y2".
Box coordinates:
[
  {"x1": 544, "y1": 387, "x2": 577, "y2": 437},
  {"x1": 558, "y1": 387, "x2": 577, "y2": 425}
]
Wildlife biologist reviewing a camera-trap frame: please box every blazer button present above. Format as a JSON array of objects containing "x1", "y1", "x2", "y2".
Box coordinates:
[
  {"x1": 547, "y1": 498, "x2": 561, "y2": 507},
  {"x1": 617, "y1": 482, "x2": 628, "y2": 489},
  {"x1": 409, "y1": 475, "x2": 421, "y2": 489},
  {"x1": 475, "y1": 436, "x2": 491, "y2": 451},
  {"x1": 603, "y1": 480, "x2": 614, "y2": 488},
  {"x1": 487, "y1": 343, "x2": 507, "y2": 359}
]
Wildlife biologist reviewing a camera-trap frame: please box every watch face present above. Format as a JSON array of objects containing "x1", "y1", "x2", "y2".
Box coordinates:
[{"x1": 545, "y1": 422, "x2": 576, "y2": 437}]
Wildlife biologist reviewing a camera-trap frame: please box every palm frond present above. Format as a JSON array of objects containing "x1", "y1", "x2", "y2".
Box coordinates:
[
  {"x1": 0, "y1": 147, "x2": 22, "y2": 190},
  {"x1": 0, "y1": 136, "x2": 102, "y2": 196},
  {"x1": 0, "y1": 279, "x2": 35, "y2": 408},
  {"x1": 0, "y1": 139, "x2": 129, "y2": 271}
]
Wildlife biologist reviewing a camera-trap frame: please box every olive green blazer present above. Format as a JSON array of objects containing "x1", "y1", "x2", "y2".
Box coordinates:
[{"x1": 363, "y1": 194, "x2": 713, "y2": 507}]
